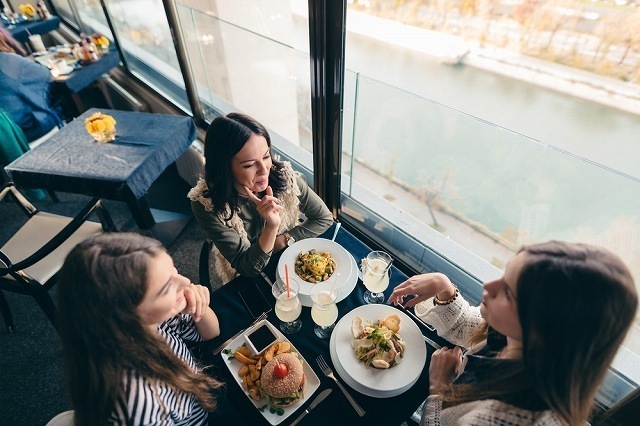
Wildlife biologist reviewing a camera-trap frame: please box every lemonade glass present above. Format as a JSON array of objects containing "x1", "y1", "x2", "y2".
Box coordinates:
[
  {"x1": 362, "y1": 251, "x2": 392, "y2": 304},
  {"x1": 272, "y1": 277, "x2": 302, "y2": 334},
  {"x1": 310, "y1": 282, "x2": 338, "y2": 339}
]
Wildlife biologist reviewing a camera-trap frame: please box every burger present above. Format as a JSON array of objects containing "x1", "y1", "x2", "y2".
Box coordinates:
[{"x1": 260, "y1": 353, "x2": 306, "y2": 407}]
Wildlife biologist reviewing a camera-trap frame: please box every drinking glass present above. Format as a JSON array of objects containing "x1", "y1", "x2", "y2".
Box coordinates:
[
  {"x1": 362, "y1": 251, "x2": 393, "y2": 304},
  {"x1": 272, "y1": 277, "x2": 302, "y2": 334},
  {"x1": 310, "y1": 282, "x2": 338, "y2": 338}
]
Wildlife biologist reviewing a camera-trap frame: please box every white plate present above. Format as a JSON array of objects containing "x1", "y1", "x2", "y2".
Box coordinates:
[
  {"x1": 277, "y1": 238, "x2": 358, "y2": 306},
  {"x1": 329, "y1": 304, "x2": 426, "y2": 398},
  {"x1": 221, "y1": 319, "x2": 320, "y2": 425}
]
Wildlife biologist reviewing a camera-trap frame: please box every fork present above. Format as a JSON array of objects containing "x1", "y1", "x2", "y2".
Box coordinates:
[{"x1": 316, "y1": 355, "x2": 366, "y2": 417}]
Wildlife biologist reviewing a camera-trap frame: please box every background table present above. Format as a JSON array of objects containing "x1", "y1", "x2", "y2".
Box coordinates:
[
  {"x1": 200, "y1": 225, "x2": 445, "y2": 425},
  {"x1": 3, "y1": 16, "x2": 60, "y2": 43},
  {"x1": 50, "y1": 49, "x2": 121, "y2": 114},
  {"x1": 5, "y1": 108, "x2": 198, "y2": 244}
]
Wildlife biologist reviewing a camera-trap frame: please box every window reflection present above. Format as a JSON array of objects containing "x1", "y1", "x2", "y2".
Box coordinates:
[
  {"x1": 69, "y1": 0, "x2": 113, "y2": 39},
  {"x1": 104, "y1": 0, "x2": 188, "y2": 109},
  {"x1": 175, "y1": 1, "x2": 312, "y2": 157}
]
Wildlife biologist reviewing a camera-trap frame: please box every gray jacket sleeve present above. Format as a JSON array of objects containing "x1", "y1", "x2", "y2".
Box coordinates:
[
  {"x1": 191, "y1": 201, "x2": 271, "y2": 277},
  {"x1": 286, "y1": 175, "x2": 333, "y2": 242}
]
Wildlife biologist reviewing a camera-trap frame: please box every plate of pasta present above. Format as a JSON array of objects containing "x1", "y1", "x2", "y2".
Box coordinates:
[{"x1": 277, "y1": 238, "x2": 357, "y2": 307}]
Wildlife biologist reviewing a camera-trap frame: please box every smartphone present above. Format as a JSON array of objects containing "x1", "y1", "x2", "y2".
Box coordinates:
[{"x1": 238, "y1": 282, "x2": 272, "y2": 319}]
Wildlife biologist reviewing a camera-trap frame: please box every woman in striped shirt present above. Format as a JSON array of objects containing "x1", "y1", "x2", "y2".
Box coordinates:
[{"x1": 57, "y1": 233, "x2": 223, "y2": 425}]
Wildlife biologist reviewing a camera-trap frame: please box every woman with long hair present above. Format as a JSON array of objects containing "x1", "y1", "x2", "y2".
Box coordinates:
[
  {"x1": 57, "y1": 233, "x2": 223, "y2": 425},
  {"x1": 388, "y1": 241, "x2": 638, "y2": 425},
  {"x1": 189, "y1": 112, "x2": 333, "y2": 283}
]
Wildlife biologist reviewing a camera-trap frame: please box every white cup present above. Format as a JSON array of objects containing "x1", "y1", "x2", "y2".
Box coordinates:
[{"x1": 29, "y1": 34, "x2": 46, "y2": 53}]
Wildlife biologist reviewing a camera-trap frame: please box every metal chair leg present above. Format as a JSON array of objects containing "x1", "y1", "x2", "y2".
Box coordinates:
[
  {"x1": 32, "y1": 290, "x2": 58, "y2": 332},
  {"x1": 199, "y1": 240, "x2": 213, "y2": 292},
  {"x1": 0, "y1": 290, "x2": 15, "y2": 333}
]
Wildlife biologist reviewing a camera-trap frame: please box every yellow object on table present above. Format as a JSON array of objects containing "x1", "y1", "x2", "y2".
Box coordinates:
[
  {"x1": 85, "y1": 112, "x2": 117, "y2": 143},
  {"x1": 19, "y1": 3, "x2": 36, "y2": 19}
]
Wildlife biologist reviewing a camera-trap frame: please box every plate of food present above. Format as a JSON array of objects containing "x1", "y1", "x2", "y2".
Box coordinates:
[
  {"x1": 221, "y1": 319, "x2": 320, "y2": 425},
  {"x1": 329, "y1": 304, "x2": 426, "y2": 398},
  {"x1": 277, "y1": 238, "x2": 358, "y2": 307}
]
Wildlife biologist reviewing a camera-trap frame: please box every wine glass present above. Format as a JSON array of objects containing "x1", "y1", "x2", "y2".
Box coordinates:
[
  {"x1": 271, "y1": 277, "x2": 302, "y2": 334},
  {"x1": 310, "y1": 282, "x2": 338, "y2": 339},
  {"x1": 362, "y1": 251, "x2": 393, "y2": 304}
]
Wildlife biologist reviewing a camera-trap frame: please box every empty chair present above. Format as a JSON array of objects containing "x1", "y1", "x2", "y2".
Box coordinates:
[{"x1": 0, "y1": 183, "x2": 117, "y2": 332}]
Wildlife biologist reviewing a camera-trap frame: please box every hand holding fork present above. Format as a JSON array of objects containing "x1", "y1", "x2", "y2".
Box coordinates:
[{"x1": 316, "y1": 355, "x2": 365, "y2": 417}]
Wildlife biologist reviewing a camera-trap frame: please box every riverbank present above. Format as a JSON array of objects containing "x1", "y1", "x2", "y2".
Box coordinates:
[{"x1": 346, "y1": 9, "x2": 640, "y2": 117}]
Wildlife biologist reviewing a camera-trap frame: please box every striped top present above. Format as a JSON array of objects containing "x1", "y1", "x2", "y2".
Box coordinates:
[{"x1": 109, "y1": 315, "x2": 207, "y2": 425}]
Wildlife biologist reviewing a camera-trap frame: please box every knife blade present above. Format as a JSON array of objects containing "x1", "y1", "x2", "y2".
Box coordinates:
[
  {"x1": 290, "y1": 388, "x2": 332, "y2": 426},
  {"x1": 260, "y1": 271, "x2": 274, "y2": 287},
  {"x1": 212, "y1": 313, "x2": 266, "y2": 355}
]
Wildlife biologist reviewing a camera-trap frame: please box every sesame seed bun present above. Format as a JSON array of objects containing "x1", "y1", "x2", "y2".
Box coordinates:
[{"x1": 261, "y1": 353, "x2": 306, "y2": 406}]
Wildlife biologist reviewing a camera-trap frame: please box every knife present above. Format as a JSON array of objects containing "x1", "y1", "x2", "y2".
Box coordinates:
[
  {"x1": 260, "y1": 272, "x2": 274, "y2": 287},
  {"x1": 290, "y1": 388, "x2": 332, "y2": 426},
  {"x1": 212, "y1": 312, "x2": 267, "y2": 355}
]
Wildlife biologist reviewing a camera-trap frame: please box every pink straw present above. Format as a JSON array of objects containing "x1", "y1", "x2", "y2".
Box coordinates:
[{"x1": 285, "y1": 264, "x2": 290, "y2": 298}]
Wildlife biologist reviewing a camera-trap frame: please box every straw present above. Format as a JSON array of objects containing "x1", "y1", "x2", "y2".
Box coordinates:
[
  {"x1": 330, "y1": 272, "x2": 341, "y2": 298},
  {"x1": 284, "y1": 264, "x2": 290, "y2": 298}
]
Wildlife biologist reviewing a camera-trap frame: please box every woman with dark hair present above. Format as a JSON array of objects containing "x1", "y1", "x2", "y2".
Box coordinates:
[
  {"x1": 189, "y1": 112, "x2": 333, "y2": 282},
  {"x1": 388, "y1": 241, "x2": 638, "y2": 425},
  {"x1": 57, "y1": 233, "x2": 223, "y2": 425},
  {"x1": 0, "y1": 30, "x2": 62, "y2": 141}
]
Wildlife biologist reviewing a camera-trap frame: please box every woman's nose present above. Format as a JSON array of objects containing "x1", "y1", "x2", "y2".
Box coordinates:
[
  {"x1": 257, "y1": 161, "x2": 268, "y2": 175},
  {"x1": 483, "y1": 279, "x2": 499, "y2": 295}
]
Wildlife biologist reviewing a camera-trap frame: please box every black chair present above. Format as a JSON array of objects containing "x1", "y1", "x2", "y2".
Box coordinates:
[
  {"x1": 199, "y1": 239, "x2": 214, "y2": 292},
  {"x1": 0, "y1": 183, "x2": 117, "y2": 332}
]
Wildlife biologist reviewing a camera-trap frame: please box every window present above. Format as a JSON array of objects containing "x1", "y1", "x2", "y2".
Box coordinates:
[
  {"x1": 175, "y1": 0, "x2": 313, "y2": 170},
  {"x1": 69, "y1": 0, "x2": 114, "y2": 39},
  {"x1": 342, "y1": 0, "x2": 640, "y2": 393},
  {"x1": 103, "y1": 0, "x2": 189, "y2": 111},
  {"x1": 49, "y1": 0, "x2": 80, "y2": 29}
]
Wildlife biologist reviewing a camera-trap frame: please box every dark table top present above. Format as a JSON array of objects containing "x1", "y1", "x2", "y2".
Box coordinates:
[
  {"x1": 51, "y1": 49, "x2": 121, "y2": 93},
  {"x1": 5, "y1": 108, "x2": 197, "y2": 201},
  {"x1": 3, "y1": 15, "x2": 60, "y2": 43},
  {"x1": 200, "y1": 225, "x2": 445, "y2": 426}
]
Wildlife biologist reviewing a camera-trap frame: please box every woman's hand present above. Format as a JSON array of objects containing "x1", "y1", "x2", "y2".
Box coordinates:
[
  {"x1": 182, "y1": 283, "x2": 210, "y2": 322},
  {"x1": 387, "y1": 272, "x2": 456, "y2": 308},
  {"x1": 428, "y1": 346, "x2": 463, "y2": 394},
  {"x1": 245, "y1": 185, "x2": 282, "y2": 229}
]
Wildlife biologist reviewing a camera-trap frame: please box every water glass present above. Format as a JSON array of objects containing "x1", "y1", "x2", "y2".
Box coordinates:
[
  {"x1": 310, "y1": 282, "x2": 338, "y2": 339},
  {"x1": 271, "y1": 277, "x2": 302, "y2": 334},
  {"x1": 362, "y1": 251, "x2": 392, "y2": 304}
]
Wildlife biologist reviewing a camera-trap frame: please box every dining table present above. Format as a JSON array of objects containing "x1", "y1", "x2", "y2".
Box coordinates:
[
  {"x1": 3, "y1": 15, "x2": 60, "y2": 43},
  {"x1": 199, "y1": 224, "x2": 446, "y2": 425},
  {"x1": 47, "y1": 48, "x2": 122, "y2": 114},
  {"x1": 4, "y1": 108, "x2": 197, "y2": 246}
]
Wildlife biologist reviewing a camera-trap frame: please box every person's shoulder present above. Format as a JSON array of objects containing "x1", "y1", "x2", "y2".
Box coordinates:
[{"x1": 443, "y1": 399, "x2": 563, "y2": 426}]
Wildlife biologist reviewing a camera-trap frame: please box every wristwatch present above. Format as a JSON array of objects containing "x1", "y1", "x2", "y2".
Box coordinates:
[{"x1": 284, "y1": 232, "x2": 295, "y2": 247}]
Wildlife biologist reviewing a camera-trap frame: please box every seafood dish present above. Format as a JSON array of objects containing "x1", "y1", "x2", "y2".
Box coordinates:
[
  {"x1": 351, "y1": 314, "x2": 406, "y2": 369},
  {"x1": 294, "y1": 249, "x2": 337, "y2": 283}
]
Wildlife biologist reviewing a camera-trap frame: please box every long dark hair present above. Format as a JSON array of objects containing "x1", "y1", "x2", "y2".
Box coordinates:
[
  {"x1": 57, "y1": 233, "x2": 223, "y2": 426},
  {"x1": 441, "y1": 241, "x2": 637, "y2": 425},
  {"x1": 202, "y1": 112, "x2": 286, "y2": 220}
]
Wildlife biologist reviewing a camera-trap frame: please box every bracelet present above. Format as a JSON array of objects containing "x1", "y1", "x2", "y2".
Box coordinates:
[{"x1": 433, "y1": 285, "x2": 458, "y2": 306}]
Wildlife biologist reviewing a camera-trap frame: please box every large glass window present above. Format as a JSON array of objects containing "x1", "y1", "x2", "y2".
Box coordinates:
[
  {"x1": 342, "y1": 0, "x2": 640, "y2": 388},
  {"x1": 49, "y1": 0, "x2": 80, "y2": 29},
  {"x1": 103, "y1": 0, "x2": 189, "y2": 111},
  {"x1": 69, "y1": 0, "x2": 114, "y2": 39},
  {"x1": 175, "y1": 0, "x2": 313, "y2": 166}
]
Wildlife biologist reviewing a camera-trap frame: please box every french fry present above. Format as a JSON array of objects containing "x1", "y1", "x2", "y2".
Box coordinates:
[{"x1": 234, "y1": 351, "x2": 257, "y2": 365}]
